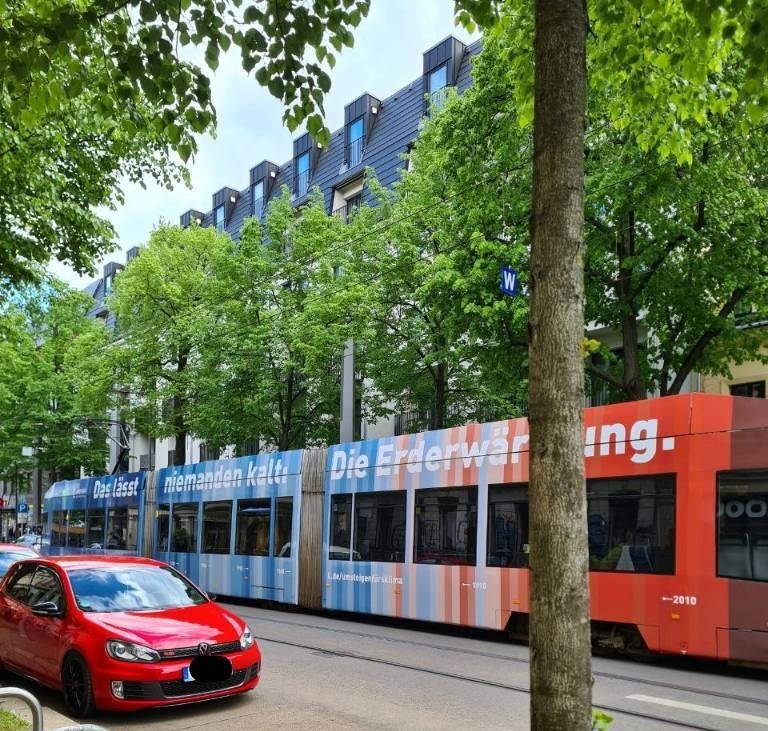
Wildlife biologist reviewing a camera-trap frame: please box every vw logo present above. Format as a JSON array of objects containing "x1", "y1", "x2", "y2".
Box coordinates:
[{"x1": 198, "y1": 642, "x2": 211, "y2": 656}]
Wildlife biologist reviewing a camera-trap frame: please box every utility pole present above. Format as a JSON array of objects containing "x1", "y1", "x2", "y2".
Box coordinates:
[{"x1": 340, "y1": 339, "x2": 355, "y2": 443}]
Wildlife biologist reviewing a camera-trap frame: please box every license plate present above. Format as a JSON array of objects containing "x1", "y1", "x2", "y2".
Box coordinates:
[{"x1": 181, "y1": 666, "x2": 194, "y2": 682}]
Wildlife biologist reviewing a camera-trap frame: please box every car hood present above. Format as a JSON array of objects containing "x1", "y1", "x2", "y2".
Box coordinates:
[{"x1": 86, "y1": 603, "x2": 245, "y2": 649}]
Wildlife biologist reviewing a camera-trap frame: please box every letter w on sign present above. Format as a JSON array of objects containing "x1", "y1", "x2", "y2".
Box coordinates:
[{"x1": 500, "y1": 267, "x2": 518, "y2": 296}]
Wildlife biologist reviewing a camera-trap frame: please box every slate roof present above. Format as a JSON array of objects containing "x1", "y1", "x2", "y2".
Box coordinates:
[
  {"x1": 191, "y1": 36, "x2": 481, "y2": 240},
  {"x1": 83, "y1": 35, "x2": 482, "y2": 313}
]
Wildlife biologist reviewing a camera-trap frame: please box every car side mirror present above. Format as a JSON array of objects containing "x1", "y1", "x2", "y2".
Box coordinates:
[{"x1": 31, "y1": 601, "x2": 63, "y2": 617}]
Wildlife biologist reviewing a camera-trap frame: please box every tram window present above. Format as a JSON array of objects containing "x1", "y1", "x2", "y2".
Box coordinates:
[
  {"x1": 51, "y1": 511, "x2": 66, "y2": 547},
  {"x1": 87, "y1": 511, "x2": 105, "y2": 549},
  {"x1": 354, "y1": 491, "x2": 406, "y2": 563},
  {"x1": 330, "y1": 495, "x2": 352, "y2": 559},
  {"x1": 235, "y1": 499, "x2": 270, "y2": 556},
  {"x1": 487, "y1": 485, "x2": 529, "y2": 568},
  {"x1": 156, "y1": 504, "x2": 170, "y2": 552},
  {"x1": 587, "y1": 475, "x2": 675, "y2": 574},
  {"x1": 202, "y1": 501, "x2": 232, "y2": 554},
  {"x1": 718, "y1": 470, "x2": 768, "y2": 582},
  {"x1": 171, "y1": 503, "x2": 198, "y2": 553},
  {"x1": 415, "y1": 487, "x2": 477, "y2": 566},
  {"x1": 273, "y1": 497, "x2": 293, "y2": 557},
  {"x1": 107, "y1": 507, "x2": 138, "y2": 551},
  {"x1": 67, "y1": 509, "x2": 86, "y2": 548}
]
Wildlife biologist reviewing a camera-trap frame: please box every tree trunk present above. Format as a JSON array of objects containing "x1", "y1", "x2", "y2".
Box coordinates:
[
  {"x1": 529, "y1": 2, "x2": 592, "y2": 730},
  {"x1": 617, "y1": 209, "x2": 645, "y2": 400}
]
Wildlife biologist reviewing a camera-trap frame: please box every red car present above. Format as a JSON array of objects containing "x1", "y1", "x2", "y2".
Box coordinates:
[{"x1": 0, "y1": 555, "x2": 261, "y2": 717}]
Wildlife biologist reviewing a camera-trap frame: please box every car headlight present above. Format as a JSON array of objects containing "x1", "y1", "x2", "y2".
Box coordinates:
[
  {"x1": 106, "y1": 639, "x2": 160, "y2": 663},
  {"x1": 240, "y1": 626, "x2": 254, "y2": 649}
]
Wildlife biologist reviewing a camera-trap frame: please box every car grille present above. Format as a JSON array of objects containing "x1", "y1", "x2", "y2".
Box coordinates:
[
  {"x1": 157, "y1": 640, "x2": 242, "y2": 659},
  {"x1": 120, "y1": 662, "x2": 260, "y2": 701}
]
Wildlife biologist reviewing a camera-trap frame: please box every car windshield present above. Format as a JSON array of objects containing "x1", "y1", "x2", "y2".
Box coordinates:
[{"x1": 67, "y1": 565, "x2": 208, "y2": 612}]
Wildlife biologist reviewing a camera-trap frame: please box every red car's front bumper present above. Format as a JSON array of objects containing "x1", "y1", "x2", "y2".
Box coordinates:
[{"x1": 91, "y1": 644, "x2": 262, "y2": 712}]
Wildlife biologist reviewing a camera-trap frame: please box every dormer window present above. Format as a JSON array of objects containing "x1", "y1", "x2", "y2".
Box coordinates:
[
  {"x1": 252, "y1": 180, "x2": 264, "y2": 215},
  {"x1": 348, "y1": 117, "x2": 364, "y2": 167},
  {"x1": 342, "y1": 94, "x2": 380, "y2": 176},
  {"x1": 423, "y1": 36, "x2": 466, "y2": 114},
  {"x1": 296, "y1": 151, "x2": 310, "y2": 198},
  {"x1": 428, "y1": 64, "x2": 448, "y2": 109},
  {"x1": 214, "y1": 204, "x2": 225, "y2": 233}
]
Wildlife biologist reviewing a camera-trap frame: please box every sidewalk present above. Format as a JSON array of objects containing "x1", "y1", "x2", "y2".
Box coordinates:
[{"x1": 0, "y1": 695, "x2": 79, "y2": 731}]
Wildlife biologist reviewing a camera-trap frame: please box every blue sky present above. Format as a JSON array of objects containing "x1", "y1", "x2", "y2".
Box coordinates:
[{"x1": 50, "y1": 1, "x2": 478, "y2": 288}]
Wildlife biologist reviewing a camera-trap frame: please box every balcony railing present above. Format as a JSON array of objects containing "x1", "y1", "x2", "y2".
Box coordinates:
[
  {"x1": 332, "y1": 197, "x2": 362, "y2": 223},
  {"x1": 429, "y1": 87, "x2": 448, "y2": 112},
  {"x1": 295, "y1": 170, "x2": 310, "y2": 198},
  {"x1": 347, "y1": 136, "x2": 364, "y2": 167}
]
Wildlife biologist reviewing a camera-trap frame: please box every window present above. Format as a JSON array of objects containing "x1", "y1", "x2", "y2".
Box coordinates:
[
  {"x1": 487, "y1": 485, "x2": 529, "y2": 568},
  {"x1": 87, "y1": 511, "x2": 105, "y2": 549},
  {"x1": 330, "y1": 494, "x2": 352, "y2": 558},
  {"x1": 104, "y1": 274, "x2": 113, "y2": 295},
  {"x1": 252, "y1": 180, "x2": 264, "y2": 215},
  {"x1": 237, "y1": 438, "x2": 259, "y2": 457},
  {"x1": 199, "y1": 443, "x2": 220, "y2": 462},
  {"x1": 67, "y1": 509, "x2": 86, "y2": 548},
  {"x1": 273, "y1": 497, "x2": 293, "y2": 557},
  {"x1": 587, "y1": 475, "x2": 675, "y2": 574},
  {"x1": 718, "y1": 470, "x2": 768, "y2": 581},
  {"x1": 354, "y1": 491, "x2": 406, "y2": 562},
  {"x1": 107, "y1": 507, "x2": 138, "y2": 550},
  {"x1": 5, "y1": 564, "x2": 36, "y2": 603},
  {"x1": 202, "y1": 501, "x2": 232, "y2": 554},
  {"x1": 235, "y1": 499, "x2": 271, "y2": 556},
  {"x1": 27, "y1": 568, "x2": 63, "y2": 609},
  {"x1": 428, "y1": 64, "x2": 448, "y2": 110},
  {"x1": 214, "y1": 204, "x2": 225, "y2": 233},
  {"x1": 415, "y1": 486, "x2": 477, "y2": 565},
  {"x1": 346, "y1": 194, "x2": 362, "y2": 220},
  {"x1": 156, "y1": 503, "x2": 170, "y2": 551},
  {"x1": 171, "y1": 503, "x2": 198, "y2": 553},
  {"x1": 348, "y1": 117, "x2": 364, "y2": 167},
  {"x1": 730, "y1": 381, "x2": 766, "y2": 399},
  {"x1": 51, "y1": 510, "x2": 66, "y2": 547},
  {"x1": 295, "y1": 151, "x2": 310, "y2": 197}
]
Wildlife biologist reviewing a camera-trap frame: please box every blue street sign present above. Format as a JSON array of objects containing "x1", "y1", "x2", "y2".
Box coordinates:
[
  {"x1": 500, "y1": 266, "x2": 518, "y2": 296},
  {"x1": 17, "y1": 502, "x2": 28, "y2": 513}
]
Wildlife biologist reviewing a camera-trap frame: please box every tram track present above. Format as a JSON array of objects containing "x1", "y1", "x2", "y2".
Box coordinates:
[
  {"x1": 255, "y1": 632, "x2": 726, "y2": 731},
  {"x1": 239, "y1": 609, "x2": 768, "y2": 711}
]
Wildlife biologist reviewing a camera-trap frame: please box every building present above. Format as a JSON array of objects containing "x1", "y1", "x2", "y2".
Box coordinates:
[
  {"x1": 84, "y1": 36, "x2": 481, "y2": 472},
  {"x1": 82, "y1": 33, "x2": 768, "y2": 474}
]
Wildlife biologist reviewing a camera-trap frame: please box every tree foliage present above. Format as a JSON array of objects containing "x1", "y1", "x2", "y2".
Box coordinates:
[
  {"x1": 108, "y1": 224, "x2": 231, "y2": 465},
  {"x1": 189, "y1": 189, "x2": 361, "y2": 451},
  {"x1": 348, "y1": 117, "x2": 529, "y2": 431},
  {"x1": 1, "y1": 0, "x2": 369, "y2": 283},
  {"x1": 0, "y1": 280, "x2": 111, "y2": 483}
]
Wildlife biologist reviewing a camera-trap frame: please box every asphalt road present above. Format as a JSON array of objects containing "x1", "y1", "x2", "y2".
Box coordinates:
[{"x1": 2, "y1": 604, "x2": 767, "y2": 730}]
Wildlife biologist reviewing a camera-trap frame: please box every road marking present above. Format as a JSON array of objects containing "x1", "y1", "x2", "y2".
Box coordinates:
[{"x1": 628, "y1": 694, "x2": 768, "y2": 726}]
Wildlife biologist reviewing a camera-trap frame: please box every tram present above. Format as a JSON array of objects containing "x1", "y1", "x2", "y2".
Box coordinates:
[
  {"x1": 42, "y1": 393, "x2": 768, "y2": 664},
  {"x1": 42, "y1": 471, "x2": 147, "y2": 555}
]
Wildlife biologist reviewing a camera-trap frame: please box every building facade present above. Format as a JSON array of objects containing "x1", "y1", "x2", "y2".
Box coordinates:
[{"x1": 81, "y1": 33, "x2": 768, "y2": 474}]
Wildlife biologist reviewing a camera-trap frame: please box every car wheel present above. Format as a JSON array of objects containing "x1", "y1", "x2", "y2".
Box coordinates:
[{"x1": 62, "y1": 652, "x2": 96, "y2": 718}]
